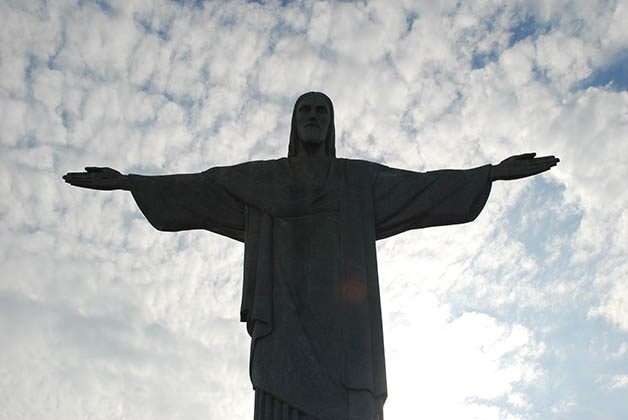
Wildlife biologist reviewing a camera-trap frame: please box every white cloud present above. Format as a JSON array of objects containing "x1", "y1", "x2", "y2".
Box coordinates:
[
  {"x1": 1, "y1": 0, "x2": 628, "y2": 419},
  {"x1": 382, "y1": 302, "x2": 544, "y2": 420},
  {"x1": 611, "y1": 342, "x2": 628, "y2": 358},
  {"x1": 597, "y1": 374, "x2": 628, "y2": 391},
  {"x1": 551, "y1": 398, "x2": 577, "y2": 414},
  {"x1": 588, "y1": 260, "x2": 628, "y2": 331}
]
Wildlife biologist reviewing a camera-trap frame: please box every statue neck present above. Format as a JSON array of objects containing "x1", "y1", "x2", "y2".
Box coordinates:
[{"x1": 298, "y1": 139, "x2": 326, "y2": 158}]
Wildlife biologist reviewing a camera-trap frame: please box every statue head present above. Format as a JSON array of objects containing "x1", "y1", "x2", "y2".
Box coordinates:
[{"x1": 288, "y1": 92, "x2": 336, "y2": 157}]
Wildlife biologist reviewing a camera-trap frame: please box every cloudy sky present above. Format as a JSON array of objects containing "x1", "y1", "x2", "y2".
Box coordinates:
[{"x1": 1, "y1": 0, "x2": 627, "y2": 419}]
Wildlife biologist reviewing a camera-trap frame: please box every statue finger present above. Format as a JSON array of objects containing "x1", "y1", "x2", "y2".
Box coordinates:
[
  {"x1": 535, "y1": 156, "x2": 559, "y2": 167},
  {"x1": 535, "y1": 155, "x2": 558, "y2": 161},
  {"x1": 529, "y1": 162, "x2": 555, "y2": 174},
  {"x1": 517, "y1": 152, "x2": 536, "y2": 160},
  {"x1": 64, "y1": 173, "x2": 100, "y2": 187},
  {"x1": 64, "y1": 178, "x2": 93, "y2": 187},
  {"x1": 63, "y1": 173, "x2": 87, "y2": 182},
  {"x1": 529, "y1": 160, "x2": 551, "y2": 169},
  {"x1": 64, "y1": 172, "x2": 90, "y2": 178}
]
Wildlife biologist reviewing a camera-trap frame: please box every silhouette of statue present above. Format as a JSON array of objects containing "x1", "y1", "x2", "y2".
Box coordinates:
[{"x1": 63, "y1": 92, "x2": 559, "y2": 420}]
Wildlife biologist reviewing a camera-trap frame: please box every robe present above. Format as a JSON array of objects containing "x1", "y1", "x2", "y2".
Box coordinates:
[{"x1": 128, "y1": 158, "x2": 492, "y2": 420}]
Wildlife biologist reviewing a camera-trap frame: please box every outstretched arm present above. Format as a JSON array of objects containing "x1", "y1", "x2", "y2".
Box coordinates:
[
  {"x1": 63, "y1": 166, "x2": 245, "y2": 240},
  {"x1": 490, "y1": 153, "x2": 559, "y2": 181},
  {"x1": 373, "y1": 163, "x2": 493, "y2": 239},
  {"x1": 62, "y1": 167, "x2": 131, "y2": 191}
]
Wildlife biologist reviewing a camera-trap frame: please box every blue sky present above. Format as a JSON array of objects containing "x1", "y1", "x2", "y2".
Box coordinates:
[{"x1": 1, "y1": 0, "x2": 627, "y2": 419}]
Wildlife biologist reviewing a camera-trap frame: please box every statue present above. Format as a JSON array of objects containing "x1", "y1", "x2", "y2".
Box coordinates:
[{"x1": 63, "y1": 92, "x2": 559, "y2": 420}]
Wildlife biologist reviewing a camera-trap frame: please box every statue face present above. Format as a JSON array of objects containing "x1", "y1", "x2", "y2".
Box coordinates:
[{"x1": 295, "y1": 93, "x2": 331, "y2": 146}]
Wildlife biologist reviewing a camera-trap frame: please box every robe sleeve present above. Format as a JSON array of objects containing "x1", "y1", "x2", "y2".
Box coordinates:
[
  {"x1": 373, "y1": 164, "x2": 492, "y2": 240},
  {"x1": 128, "y1": 169, "x2": 245, "y2": 242}
]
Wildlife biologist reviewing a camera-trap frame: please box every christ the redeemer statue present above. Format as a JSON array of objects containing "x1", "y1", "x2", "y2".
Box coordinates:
[{"x1": 63, "y1": 92, "x2": 559, "y2": 420}]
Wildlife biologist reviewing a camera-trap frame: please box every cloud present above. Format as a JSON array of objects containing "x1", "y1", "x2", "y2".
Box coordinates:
[
  {"x1": 1, "y1": 0, "x2": 627, "y2": 419},
  {"x1": 597, "y1": 374, "x2": 628, "y2": 391},
  {"x1": 382, "y1": 302, "x2": 544, "y2": 420}
]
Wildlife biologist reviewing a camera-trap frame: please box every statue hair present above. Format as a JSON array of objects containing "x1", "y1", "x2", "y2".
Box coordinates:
[{"x1": 288, "y1": 92, "x2": 336, "y2": 158}]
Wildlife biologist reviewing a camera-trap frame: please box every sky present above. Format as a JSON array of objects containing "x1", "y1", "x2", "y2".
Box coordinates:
[{"x1": 1, "y1": 0, "x2": 627, "y2": 419}]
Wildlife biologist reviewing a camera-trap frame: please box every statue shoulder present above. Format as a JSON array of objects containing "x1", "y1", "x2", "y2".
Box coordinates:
[
  {"x1": 340, "y1": 158, "x2": 383, "y2": 183},
  {"x1": 342, "y1": 158, "x2": 384, "y2": 173},
  {"x1": 204, "y1": 158, "x2": 283, "y2": 175}
]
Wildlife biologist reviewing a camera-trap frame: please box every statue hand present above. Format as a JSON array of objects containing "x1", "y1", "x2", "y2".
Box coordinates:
[
  {"x1": 491, "y1": 153, "x2": 559, "y2": 181},
  {"x1": 62, "y1": 167, "x2": 131, "y2": 191}
]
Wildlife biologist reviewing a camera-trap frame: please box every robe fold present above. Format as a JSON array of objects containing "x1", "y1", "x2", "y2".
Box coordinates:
[{"x1": 128, "y1": 158, "x2": 491, "y2": 420}]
